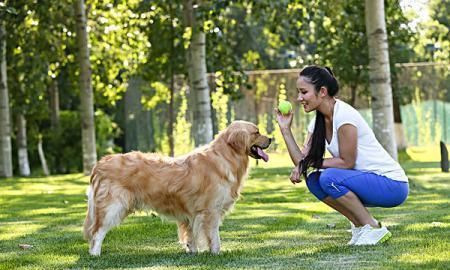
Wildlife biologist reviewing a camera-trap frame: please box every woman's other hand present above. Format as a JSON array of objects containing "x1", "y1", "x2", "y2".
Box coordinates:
[{"x1": 289, "y1": 166, "x2": 302, "y2": 184}]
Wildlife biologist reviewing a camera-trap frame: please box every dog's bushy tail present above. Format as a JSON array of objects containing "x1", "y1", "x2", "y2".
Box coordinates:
[{"x1": 83, "y1": 169, "x2": 98, "y2": 241}]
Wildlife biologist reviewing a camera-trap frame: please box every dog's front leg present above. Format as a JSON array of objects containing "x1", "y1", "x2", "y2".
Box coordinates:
[
  {"x1": 206, "y1": 213, "x2": 221, "y2": 254},
  {"x1": 192, "y1": 212, "x2": 212, "y2": 253}
]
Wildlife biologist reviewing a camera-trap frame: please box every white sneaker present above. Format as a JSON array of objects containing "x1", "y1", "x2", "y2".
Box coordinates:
[
  {"x1": 347, "y1": 223, "x2": 362, "y2": 245},
  {"x1": 354, "y1": 224, "x2": 392, "y2": 246}
]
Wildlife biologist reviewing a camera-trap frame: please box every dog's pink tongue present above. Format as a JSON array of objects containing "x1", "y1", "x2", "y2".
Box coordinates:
[{"x1": 257, "y1": 148, "x2": 269, "y2": 162}]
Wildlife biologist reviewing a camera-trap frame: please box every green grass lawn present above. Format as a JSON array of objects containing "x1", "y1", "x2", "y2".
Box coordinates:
[{"x1": 0, "y1": 150, "x2": 449, "y2": 269}]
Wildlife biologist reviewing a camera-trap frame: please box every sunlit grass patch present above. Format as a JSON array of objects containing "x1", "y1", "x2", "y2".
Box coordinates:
[
  {"x1": 0, "y1": 223, "x2": 45, "y2": 241},
  {"x1": 404, "y1": 222, "x2": 450, "y2": 231},
  {"x1": 396, "y1": 246, "x2": 450, "y2": 264}
]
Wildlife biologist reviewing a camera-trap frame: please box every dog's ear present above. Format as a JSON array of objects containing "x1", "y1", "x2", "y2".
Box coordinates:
[{"x1": 226, "y1": 129, "x2": 250, "y2": 152}]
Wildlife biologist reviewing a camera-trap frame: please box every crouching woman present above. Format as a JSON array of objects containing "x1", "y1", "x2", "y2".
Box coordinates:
[{"x1": 275, "y1": 65, "x2": 409, "y2": 245}]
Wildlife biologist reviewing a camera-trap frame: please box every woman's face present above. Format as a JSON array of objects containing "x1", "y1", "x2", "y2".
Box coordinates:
[{"x1": 296, "y1": 76, "x2": 322, "y2": 113}]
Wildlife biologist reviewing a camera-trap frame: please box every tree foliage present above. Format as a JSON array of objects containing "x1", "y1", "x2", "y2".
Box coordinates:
[{"x1": 2, "y1": 0, "x2": 447, "y2": 175}]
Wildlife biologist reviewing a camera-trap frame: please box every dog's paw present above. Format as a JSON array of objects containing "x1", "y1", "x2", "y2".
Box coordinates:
[
  {"x1": 210, "y1": 250, "x2": 220, "y2": 255},
  {"x1": 185, "y1": 243, "x2": 198, "y2": 254},
  {"x1": 89, "y1": 249, "x2": 102, "y2": 256}
]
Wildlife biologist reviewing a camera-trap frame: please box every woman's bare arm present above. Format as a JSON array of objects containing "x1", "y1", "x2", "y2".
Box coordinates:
[
  {"x1": 322, "y1": 124, "x2": 357, "y2": 169},
  {"x1": 280, "y1": 128, "x2": 311, "y2": 166}
]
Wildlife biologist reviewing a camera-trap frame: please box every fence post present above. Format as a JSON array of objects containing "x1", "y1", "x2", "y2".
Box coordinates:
[{"x1": 440, "y1": 141, "x2": 449, "y2": 172}]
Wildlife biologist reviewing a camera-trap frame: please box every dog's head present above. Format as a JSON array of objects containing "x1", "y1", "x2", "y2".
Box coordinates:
[{"x1": 224, "y1": 120, "x2": 271, "y2": 162}]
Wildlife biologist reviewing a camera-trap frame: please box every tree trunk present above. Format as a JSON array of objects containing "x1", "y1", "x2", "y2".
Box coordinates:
[
  {"x1": 37, "y1": 136, "x2": 49, "y2": 176},
  {"x1": 393, "y1": 92, "x2": 407, "y2": 150},
  {"x1": 124, "y1": 77, "x2": 152, "y2": 152},
  {"x1": 75, "y1": 0, "x2": 97, "y2": 175},
  {"x1": 365, "y1": 0, "x2": 397, "y2": 160},
  {"x1": 168, "y1": 2, "x2": 175, "y2": 157},
  {"x1": 349, "y1": 68, "x2": 360, "y2": 107},
  {"x1": 183, "y1": 0, "x2": 213, "y2": 147},
  {"x1": 440, "y1": 141, "x2": 449, "y2": 172},
  {"x1": 16, "y1": 114, "x2": 30, "y2": 176},
  {"x1": 124, "y1": 79, "x2": 139, "y2": 152},
  {"x1": 49, "y1": 79, "x2": 60, "y2": 128},
  {"x1": 349, "y1": 84, "x2": 357, "y2": 107},
  {"x1": 0, "y1": 21, "x2": 13, "y2": 178}
]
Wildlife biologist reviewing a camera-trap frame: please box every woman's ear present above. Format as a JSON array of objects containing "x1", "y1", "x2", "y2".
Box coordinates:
[{"x1": 319, "y1": 86, "x2": 328, "y2": 97}]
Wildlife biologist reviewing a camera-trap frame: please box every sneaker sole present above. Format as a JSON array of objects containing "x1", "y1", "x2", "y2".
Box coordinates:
[{"x1": 378, "y1": 231, "x2": 392, "y2": 244}]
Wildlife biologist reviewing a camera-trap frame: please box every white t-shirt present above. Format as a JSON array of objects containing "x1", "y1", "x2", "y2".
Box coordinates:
[{"x1": 307, "y1": 99, "x2": 408, "y2": 182}]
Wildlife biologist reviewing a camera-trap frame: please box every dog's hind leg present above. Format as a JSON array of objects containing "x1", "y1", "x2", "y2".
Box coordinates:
[
  {"x1": 89, "y1": 225, "x2": 108, "y2": 256},
  {"x1": 89, "y1": 200, "x2": 129, "y2": 256},
  {"x1": 83, "y1": 186, "x2": 95, "y2": 241},
  {"x1": 177, "y1": 220, "x2": 194, "y2": 253}
]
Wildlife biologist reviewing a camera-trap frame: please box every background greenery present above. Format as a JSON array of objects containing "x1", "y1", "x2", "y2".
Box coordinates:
[{"x1": 1, "y1": 0, "x2": 449, "y2": 175}]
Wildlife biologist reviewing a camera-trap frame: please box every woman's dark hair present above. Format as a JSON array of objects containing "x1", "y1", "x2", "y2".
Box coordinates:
[{"x1": 300, "y1": 65, "x2": 339, "y2": 171}]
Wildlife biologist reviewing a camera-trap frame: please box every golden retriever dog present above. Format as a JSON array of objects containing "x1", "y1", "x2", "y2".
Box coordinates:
[{"x1": 83, "y1": 120, "x2": 271, "y2": 256}]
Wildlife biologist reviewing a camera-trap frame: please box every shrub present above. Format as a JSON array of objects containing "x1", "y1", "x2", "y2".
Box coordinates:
[{"x1": 43, "y1": 110, "x2": 121, "y2": 174}]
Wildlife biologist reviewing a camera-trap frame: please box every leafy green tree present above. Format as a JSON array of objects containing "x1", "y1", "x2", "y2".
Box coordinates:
[
  {"x1": 3, "y1": 0, "x2": 79, "y2": 175},
  {"x1": 429, "y1": 0, "x2": 450, "y2": 103},
  {"x1": 135, "y1": 0, "x2": 186, "y2": 156},
  {"x1": 412, "y1": 0, "x2": 450, "y2": 63},
  {"x1": 88, "y1": 0, "x2": 150, "y2": 105}
]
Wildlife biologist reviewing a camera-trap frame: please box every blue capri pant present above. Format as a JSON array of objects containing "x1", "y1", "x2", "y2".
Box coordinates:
[{"x1": 305, "y1": 168, "x2": 409, "y2": 207}]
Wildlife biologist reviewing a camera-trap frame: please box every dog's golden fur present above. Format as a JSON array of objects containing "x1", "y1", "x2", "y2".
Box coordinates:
[{"x1": 83, "y1": 120, "x2": 271, "y2": 255}]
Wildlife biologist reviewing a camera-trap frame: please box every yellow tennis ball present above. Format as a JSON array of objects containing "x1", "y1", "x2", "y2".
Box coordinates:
[{"x1": 278, "y1": 100, "x2": 292, "y2": 115}]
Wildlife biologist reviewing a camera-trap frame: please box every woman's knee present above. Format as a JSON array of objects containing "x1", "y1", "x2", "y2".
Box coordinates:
[
  {"x1": 305, "y1": 171, "x2": 327, "y2": 201},
  {"x1": 317, "y1": 168, "x2": 350, "y2": 199},
  {"x1": 318, "y1": 168, "x2": 340, "y2": 188}
]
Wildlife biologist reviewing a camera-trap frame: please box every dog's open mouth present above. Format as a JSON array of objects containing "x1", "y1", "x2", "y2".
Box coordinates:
[{"x1": 250, "y1": 145, "x2": 269, "y2": 162}]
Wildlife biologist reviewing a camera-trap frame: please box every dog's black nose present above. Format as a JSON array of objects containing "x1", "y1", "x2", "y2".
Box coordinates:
[{"x1": 269, "y1": 138, "x2": 273, "y2": 143}]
